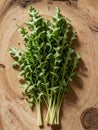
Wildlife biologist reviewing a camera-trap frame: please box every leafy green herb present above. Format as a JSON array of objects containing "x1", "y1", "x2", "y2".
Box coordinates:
[{"x1": 9, "y1": 6, "x2": 80, "y2": 126}]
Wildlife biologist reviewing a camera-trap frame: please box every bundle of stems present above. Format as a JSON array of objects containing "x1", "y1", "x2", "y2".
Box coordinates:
[{"x1": 9, "y1": 6, "x2": 80, "y2": 126}]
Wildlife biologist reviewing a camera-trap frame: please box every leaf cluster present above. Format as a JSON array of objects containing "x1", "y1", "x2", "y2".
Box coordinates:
[{"x1": 9, "y1": 6, "x2": 80, "y2": 126}]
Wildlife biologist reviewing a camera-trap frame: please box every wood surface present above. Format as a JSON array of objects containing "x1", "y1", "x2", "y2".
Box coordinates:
[{"x1": 0, "y1": 0, "x2": 98, "y2": 130}]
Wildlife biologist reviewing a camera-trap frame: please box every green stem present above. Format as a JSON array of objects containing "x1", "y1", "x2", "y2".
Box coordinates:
[
  {"x1": 45, "y1": 97, "x2": 52, "y2": 123},
  {"x1": 36, "y1": 102, "x2": 42, "y2": 126}
]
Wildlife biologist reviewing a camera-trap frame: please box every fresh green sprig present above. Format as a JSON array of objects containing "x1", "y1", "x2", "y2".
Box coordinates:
[{"x1": 9, "y1": 6, "x2": 80, "y2": 126}]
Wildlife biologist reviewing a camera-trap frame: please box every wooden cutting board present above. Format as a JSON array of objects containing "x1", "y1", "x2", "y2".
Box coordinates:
[{"x1": 0, "y1": 0, "x2": 98, "y2": 130}]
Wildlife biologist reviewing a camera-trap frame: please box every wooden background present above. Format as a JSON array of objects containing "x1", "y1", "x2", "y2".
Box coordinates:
[{"x1": 0, "y1": 0, "x2": 98, "y2": 130}]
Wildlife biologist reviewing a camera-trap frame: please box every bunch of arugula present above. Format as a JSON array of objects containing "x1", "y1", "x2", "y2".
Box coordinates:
[{"x1": 9, "y1": 7, "x2": 80, "y2": 126}]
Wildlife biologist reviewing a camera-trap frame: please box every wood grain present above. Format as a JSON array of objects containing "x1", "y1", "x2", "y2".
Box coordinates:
[{"x1": 0, "y1": 0, "x2": 98, "y2": 130}]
